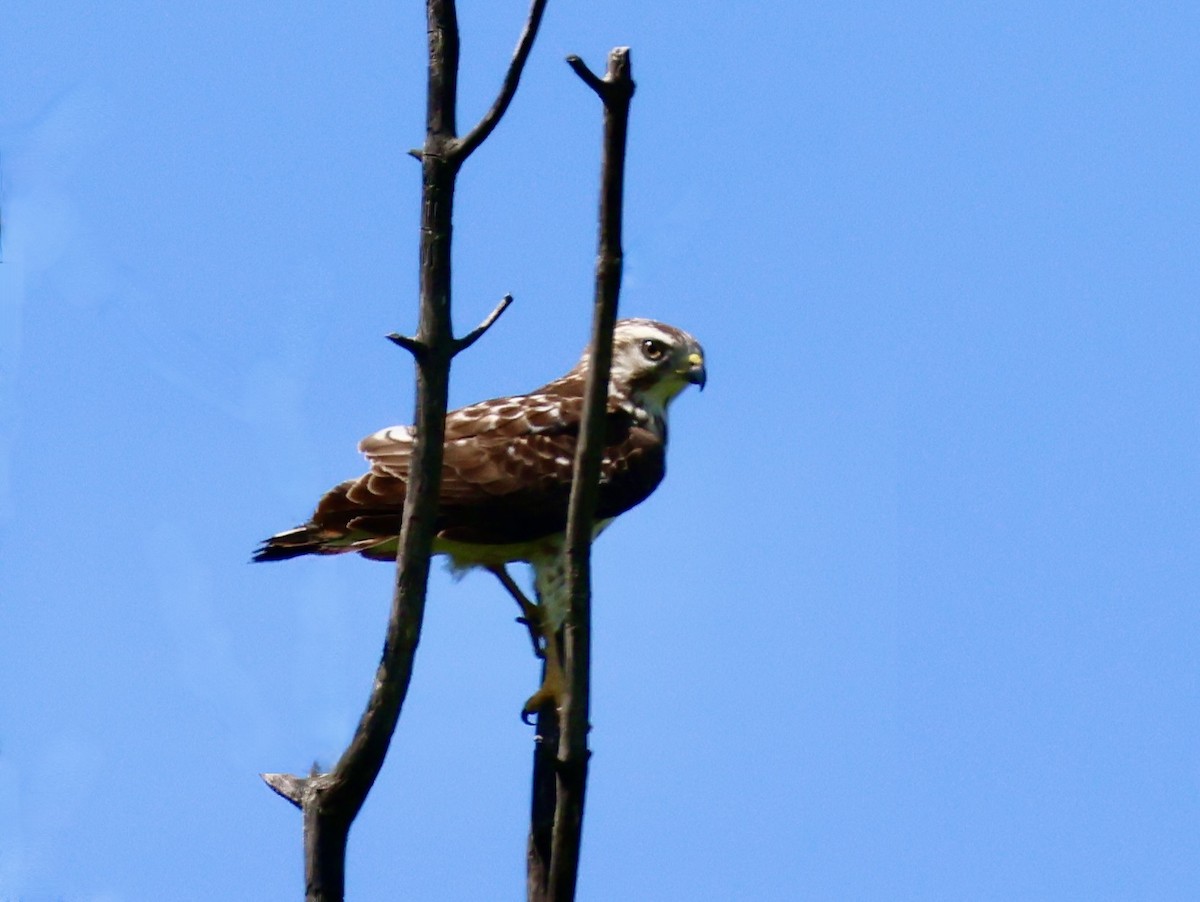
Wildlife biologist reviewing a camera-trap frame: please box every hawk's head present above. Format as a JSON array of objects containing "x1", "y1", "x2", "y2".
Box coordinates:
[{"x1": 574, "y1": 318, "x2": 706, "y2": 421}]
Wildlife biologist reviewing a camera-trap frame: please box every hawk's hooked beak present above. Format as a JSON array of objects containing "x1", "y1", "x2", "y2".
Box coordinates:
[{"x1": 683, "y1": 352, "x2": 707, "y2": 391}]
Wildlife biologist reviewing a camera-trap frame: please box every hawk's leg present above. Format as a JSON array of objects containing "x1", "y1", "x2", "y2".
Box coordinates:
[
  {"x1": 520, "y1": 624, "x2": 564, "y2": 725},
  {"x1": 485, "y1": 565, "x2": 565, "y2": 722},
  {"x1": 487, "y1": 565, "x2": 543, "y2": 658}
]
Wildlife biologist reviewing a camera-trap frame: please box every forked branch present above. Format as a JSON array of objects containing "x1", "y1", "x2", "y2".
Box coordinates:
[
  {"x1": 261, "y1": 3, "x2": 547, "y2": 900},
  {"x1": 454, "y1": 0, "x2": 550, "y2": 162},
  {"x1": 387, "y1": 293, "x2": 515, "y2": 359}
]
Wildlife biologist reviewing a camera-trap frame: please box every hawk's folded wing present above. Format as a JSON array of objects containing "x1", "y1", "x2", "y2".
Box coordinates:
[{"x1": 310, "y1": 391, "x2": 664, "y2": 548}]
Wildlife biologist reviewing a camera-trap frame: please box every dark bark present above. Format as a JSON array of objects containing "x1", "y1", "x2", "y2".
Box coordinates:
[
  {"x1": 526, "y1": 663, "x2": 560, "y2": 902},
  {"x1": 543, "y1": 48, "x2": 636, "y2": 902},
  {"x1": 261, "y1": 3, "x2": 547, "y2": 899}
]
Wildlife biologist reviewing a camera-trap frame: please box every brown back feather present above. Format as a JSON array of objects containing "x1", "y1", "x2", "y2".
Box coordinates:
[{"x1": 309, "y1": 384, "x2": 664, "y2": 547}]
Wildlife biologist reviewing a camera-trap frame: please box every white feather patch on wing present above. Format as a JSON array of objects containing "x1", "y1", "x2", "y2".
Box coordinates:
[{"x1": 357, "y1": 426, "x2": 415, "y2": 479}]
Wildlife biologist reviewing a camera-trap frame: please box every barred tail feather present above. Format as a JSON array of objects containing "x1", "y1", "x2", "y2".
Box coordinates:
[{"x1": 252, "y1": 525, "x2": 328, "y2": 562}]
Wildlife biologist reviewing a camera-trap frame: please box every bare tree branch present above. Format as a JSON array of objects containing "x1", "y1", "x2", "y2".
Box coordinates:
[
  {"x1": 526, "y1": 697, "x2": 560, "y2": 901},
  {"x1": 260, "y1": 771, "x2": 305, "y2": 807},
  {"x1": 454, "y1": 0, "x2": 550, "y2": 163},
  {"x1": 545, "y1": 46, "x2": 636, "y2": 902},
  {"x1": 453, "y1": 293, "x2": 514, "y2": 356},
  {"x1": 385, "y1": 331, "x2": 428, "y2": 358},
  {"x1": 563, "y1": 55, "x2": 604, "y2": 95},
  {"x1": 261, "y1": 3, "x2": 549, "y2": 899},
  {"x1": 390, "y1": 291, "x2": 513, "y2": 359}
]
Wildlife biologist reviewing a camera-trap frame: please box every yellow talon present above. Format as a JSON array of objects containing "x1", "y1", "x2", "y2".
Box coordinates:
[{"x1": 521, "y1": 655, "x2": 564, "y2": 723}]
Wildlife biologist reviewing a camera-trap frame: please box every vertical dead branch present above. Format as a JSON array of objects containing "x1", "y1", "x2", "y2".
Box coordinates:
[
  {"x1": 542, "y1": 47, "x2": 636, "y2": 902},
  {"x1": 526, "y1": 695, "x2": 560, "y2": 901},
  {"x1": 261, "y1": 3, "x2": 547, "y2": 900}
]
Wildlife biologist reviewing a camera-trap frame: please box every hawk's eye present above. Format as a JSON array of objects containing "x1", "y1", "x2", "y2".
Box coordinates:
[{"x1": 641, "y1": 339, "x2": 667, "y2": 361}]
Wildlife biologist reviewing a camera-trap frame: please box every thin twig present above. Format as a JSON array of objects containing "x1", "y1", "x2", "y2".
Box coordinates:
[
  {"x1": 563, "y1": 55, "x2": 604, "y2": 95},
  {"x1": 261, "y1": 772, "x2": 306, "y2": 807},
  {"x1": 454, "y1": 0, "x2": 550, "y2": 163},
  {"x1": 453, "y1": 294, "x2": 514, "y2": 356},
  {"x1": 545, "y1": 46, "x2": 636, "y2": 902},
  {"x1": 386, "y1": 332, "x2": 428, "y2": 358}
]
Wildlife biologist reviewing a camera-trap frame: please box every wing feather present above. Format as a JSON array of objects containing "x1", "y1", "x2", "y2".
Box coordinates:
[{"x1": 308, "y1": 384, "x2": 664, "y2": 548}]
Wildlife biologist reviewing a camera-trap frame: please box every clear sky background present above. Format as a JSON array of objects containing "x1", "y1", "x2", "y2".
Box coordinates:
[{"x1": 2, "y1": 2, "x2": 1197, "y2": 899}]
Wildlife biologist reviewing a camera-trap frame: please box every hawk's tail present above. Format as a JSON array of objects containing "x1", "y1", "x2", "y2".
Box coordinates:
[
  {"x1": 252, "y1": 525, "x2": 328, "y2": 562},
  {"x1": 253, "y1": 478, "x2": 401, "y2": 562}
]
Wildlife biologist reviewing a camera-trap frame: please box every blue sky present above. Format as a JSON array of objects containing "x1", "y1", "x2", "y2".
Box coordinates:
[{"x1": 2, "y1": 1, "x2": 1198, "y2": 899}]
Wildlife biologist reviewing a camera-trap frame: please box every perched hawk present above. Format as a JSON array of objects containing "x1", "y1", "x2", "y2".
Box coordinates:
[{"x1": 254, "y1": 318, "x2": 706, "y2": 713}]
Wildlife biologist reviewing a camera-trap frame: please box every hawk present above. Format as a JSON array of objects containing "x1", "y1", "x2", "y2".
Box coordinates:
[{"x1": 254, "y1": 318, "x2": 706, "y2": 715}]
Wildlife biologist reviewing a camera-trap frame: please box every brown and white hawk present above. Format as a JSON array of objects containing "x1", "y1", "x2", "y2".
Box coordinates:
[{"x1": 254, "y1": 318, "x2": 705, "y2": 713}]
